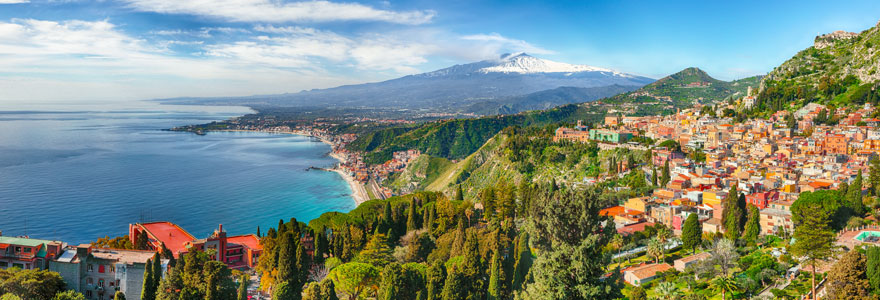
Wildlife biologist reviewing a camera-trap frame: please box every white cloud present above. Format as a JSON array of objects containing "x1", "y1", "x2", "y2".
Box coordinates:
[
  {"x1": 461, "y1": 33, "x2": 556, "y2": 55},
  {"x1": 0, "y1": 18, "x2": 555, "y2": 101},
  {"x1": 122, "y1": 0, "x2": 435, "y2": 25},
  {"x1": 0, "y1": 0, "x2": 28, "y2": 4}
]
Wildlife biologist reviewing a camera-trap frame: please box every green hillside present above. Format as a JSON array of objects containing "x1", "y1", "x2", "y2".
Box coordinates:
[
  {"x1": 754, "y1": 23, "x2": 880, "y2": 115},
  {"x1": 603, "y1": 67, "x2": 761, "y2": 108}
]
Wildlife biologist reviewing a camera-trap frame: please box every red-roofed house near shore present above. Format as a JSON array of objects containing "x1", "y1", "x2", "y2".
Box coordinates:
[{"x1": 129, "y1": 222, "x2": 262, "y2": 270}]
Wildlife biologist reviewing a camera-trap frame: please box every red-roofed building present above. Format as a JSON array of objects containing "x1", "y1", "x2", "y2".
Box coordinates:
[
  {"x1": 745, "y1": 190, "x2": 780, "y2": 209},
  {"x1": 129, "y1": 222, "x2": 263, "y2": 270},
  {"x1": 617, "y1": 222, "x2": 655, "y2": 236}
]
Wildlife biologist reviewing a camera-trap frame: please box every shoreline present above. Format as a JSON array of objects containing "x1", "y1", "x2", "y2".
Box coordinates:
[{"x1": 190, "y1": 129, "x2": 370, "y2": 206}]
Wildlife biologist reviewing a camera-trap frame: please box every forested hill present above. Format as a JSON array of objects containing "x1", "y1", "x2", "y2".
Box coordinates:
[
  {"x1": 348, "y1": 68, "x2": 760, "y2": 164},
  {"x1": 347, "y1": 104, "x2": 604, "y2": 164},
  {"x1": 601, "y1": 67, "x2": 761, "y2": 110},
  {"x1": 753, "y1": 22, "x2": 880, "y2": 116}
]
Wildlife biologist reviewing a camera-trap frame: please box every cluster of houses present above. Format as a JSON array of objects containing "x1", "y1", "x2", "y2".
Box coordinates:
[
  {"x1": 559, "y1": 100, "x2": 880, "y2": 286},
  {"x1": 0, "y1": 222, "x2": 264, "y2": 300}
]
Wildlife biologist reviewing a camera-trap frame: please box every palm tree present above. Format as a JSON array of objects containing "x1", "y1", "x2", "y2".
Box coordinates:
[
  {"x1": 710, "y1": 275, "x2": 741, "y2": 300},
  {"x1": 610, "y1": 234, "x2": 624, "y2": 268},
  {"x1": 647, "y1": 237, "x2": 664, "y2": 263},
  {"x1": 654, "y1": 281, "x2": 680, "y2": 300}
]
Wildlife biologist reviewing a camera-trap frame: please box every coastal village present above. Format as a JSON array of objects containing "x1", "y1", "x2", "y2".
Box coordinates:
[{"x1": 8, "y1": 86, "x2": 880, "y2": 299}]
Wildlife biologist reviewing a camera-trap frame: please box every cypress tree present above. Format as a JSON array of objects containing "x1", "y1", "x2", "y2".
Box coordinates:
[
  {"x1": 512, "y1": 232, "x2": 531, "y2": 291},
  {"x1": 722, "y1": 186, "x2": 743, "y2": 241},
  {"x1": 461, "y1": 231, "x2": 484, "y2": 298},
  {"x1": 456, "y1": 185, "x2": 464, "y2": 201},
  {"x1": 314, "y1": 232, "x2": 327, "y2": 266},
  {"x1": 450, "y1": 217, "x2": 466, "y2": 257},
  {"x1": 849, "y1": 170, "x2": 867, "y2": 216},
  {"x1": 440, "y1": 266, "x2": 466, "y2": 300},
  {"x1": 237, "y1": 275, "x2": 248, "y2": 300},
  {"x1": 378, "y1": 263, "x2": 404, "y2": 300},
  {"x1": 681, "y1": 213, "x2": 702, "y2": 254},
  {"x1": 487, "y1": 246, "x2": 504, "y2": 300},
  {"x1": 870, "y1": 157, "x2": 880, "y2": 196},
  {"x1": 407, "y1": 198, "x2": 419, "y2": 232},
  {"x1": 661, "y1": 159, "x2": 671, "y2": 187},
  {"x1": 277, "y1": 232, "x2": 296, "y2": 284},
  {"x1": 867, "y1": 246, "x2": 880, "y2": 294},
  {"x1": 426, "y1": 263, "x2": 446, "y2": 300},
  {"x1": 257, "y1": 226, "x2": 261, "y2": 238},
  {"x1": 152, "y1": 253, "x2": 162, "y2": 288},
  {"x1": 320, "y1": 279, "x2": 339, "y2": 300},
  {"x1": 743, "y1": 204, "x2": 761, "y2": 246},
  {"x1": 296, "y1": 241, "x2": 310, "y2": 286},
  {"x1": 651, "y1": 166, "x2": 658, "y2": 186},
  {"x1": 141, "y1": 258, "x2": 155, "y2": 300}
]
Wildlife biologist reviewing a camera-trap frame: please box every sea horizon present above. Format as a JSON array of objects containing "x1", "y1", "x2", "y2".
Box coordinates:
[{"x1": 0, "y1": 101, "x2": 357, "y2": 244}]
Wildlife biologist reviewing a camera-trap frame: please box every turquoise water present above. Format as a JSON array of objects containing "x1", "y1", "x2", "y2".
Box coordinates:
[
  {"x1": 0, "y1": 101, "x2": 356, "y2": 244},
  {"x1": 855, "y1": 231, "x2": 880, "y2": 242}
]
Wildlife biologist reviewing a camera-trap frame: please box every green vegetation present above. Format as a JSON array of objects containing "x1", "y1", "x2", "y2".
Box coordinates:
[
  {"x1": 752, "y1": 23, "x2": 880, "y2": 116},
  {"x1": 0, "y1": 267, "x2": 73, "y2": 300}
]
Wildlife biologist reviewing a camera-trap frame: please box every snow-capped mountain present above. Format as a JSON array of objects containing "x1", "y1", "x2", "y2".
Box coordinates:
[
  {"x1": 160, "y1": 53, "x2": 654, "y2": 111},
  {"x1": 479, "y1": 52, "x2": 615, "y2": 74}
]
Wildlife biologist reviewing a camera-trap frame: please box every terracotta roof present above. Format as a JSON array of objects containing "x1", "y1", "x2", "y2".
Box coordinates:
[
  {"x1": 139, "y1": 222, "x2": 195, "y2": 255},
  {"x1": 676, "y1": 252, "x2": 711, "y2": 264},
  {"x1": 628, "y1": 263, "x2": 673, "y2": 280},
  {"x1": 600, "y1": 206, "x2": 625, "y2": 216},
  {"x1": 227, "y1": 234, "x2": 261, "y2": 251}
]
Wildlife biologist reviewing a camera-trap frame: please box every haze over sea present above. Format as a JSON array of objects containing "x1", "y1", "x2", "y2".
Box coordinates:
[{"x1": 0, "y1": 101, "x2": 356, "y2": 244}]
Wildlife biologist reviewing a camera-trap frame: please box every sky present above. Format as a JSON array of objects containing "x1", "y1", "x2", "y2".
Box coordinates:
[{"x1": 1, "y1": 0, "x2": 880, "y2": 102}]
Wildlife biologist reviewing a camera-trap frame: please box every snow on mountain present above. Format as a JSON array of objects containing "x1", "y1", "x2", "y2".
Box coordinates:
[{"x1": 479, "y1": 52, "x2": 615, "y2": 74}]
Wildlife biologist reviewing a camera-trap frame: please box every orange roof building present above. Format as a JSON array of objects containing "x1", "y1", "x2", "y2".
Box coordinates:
[{"x1": 129, "y1": 222, "x2": 262, "y2": 270}]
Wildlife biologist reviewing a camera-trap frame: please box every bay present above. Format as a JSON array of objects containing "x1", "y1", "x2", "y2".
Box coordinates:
[{"x1": 0, "y1": 101, "x2": 356, "y2": 244}]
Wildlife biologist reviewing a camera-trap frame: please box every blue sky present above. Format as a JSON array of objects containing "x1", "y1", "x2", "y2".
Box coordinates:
[{"x1": 1, "y1": 0, "x2": 879, "y2": 102}]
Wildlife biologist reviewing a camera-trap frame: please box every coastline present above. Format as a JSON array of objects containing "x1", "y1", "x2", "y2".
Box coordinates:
[{"x1": 193, "y1": 129, "x2": 370, "y2": 206}]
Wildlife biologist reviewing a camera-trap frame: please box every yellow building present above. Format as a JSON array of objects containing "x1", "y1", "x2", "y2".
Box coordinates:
[
  {"x1": 702, "y1": 190, "x2": 724, "y2": 207},
  {"x1": 625, "y1": 197, "x2": 650, "y2": 213}
]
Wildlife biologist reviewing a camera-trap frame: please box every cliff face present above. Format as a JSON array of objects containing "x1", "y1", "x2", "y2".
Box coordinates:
[{"x1": 763, "y1": 21, "x2": 880, "y2": 90}]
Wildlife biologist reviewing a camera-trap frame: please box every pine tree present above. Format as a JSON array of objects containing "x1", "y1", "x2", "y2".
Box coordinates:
[
  {"x1": 681, "y1": 213, "x2": 702, "y2": 254},
  {"x1": 826, "y1": 249, "x2": 871, "y2": 299},
  {"x1": 791, "y1": 199, "x2": 836, "y2": 299},
  {"x1": 135, "y1": 232, "x2": 150, "y2": 250},
  {"x1": 142, "y1": 258, "x2": 155, "y2": 300},
  {"x1": 742, "y1": 204, "x2": 761, "y2": 246}
]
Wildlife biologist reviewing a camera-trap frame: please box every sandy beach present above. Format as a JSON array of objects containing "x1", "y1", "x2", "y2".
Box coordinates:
[{"x1": 328, "y1": 152, "x2": 370, "y2": 205}]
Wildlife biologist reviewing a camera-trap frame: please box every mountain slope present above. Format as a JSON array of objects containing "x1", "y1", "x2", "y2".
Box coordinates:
[
  {"x1": 754, "y1": 23, "x2": 880, "y2": 114},
  {"x1": 463, "y1": 84, "x2": 642, "y2": 115},
  {"x1": 159, "y1": 53, "x2": 654, "y2": 111},
  {"x1": 601, "y1": 67, "x2": 761, "y2": 113}
]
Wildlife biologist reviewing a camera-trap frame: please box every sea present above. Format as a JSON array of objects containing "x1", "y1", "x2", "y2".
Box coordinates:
[{"x1": 0, "y1": 101, "x2": 356, "y2": 244}]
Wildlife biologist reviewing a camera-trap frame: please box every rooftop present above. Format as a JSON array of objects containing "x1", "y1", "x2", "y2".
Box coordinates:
[
  {"x1": 0, "y1": 236, "x2": 61, "y2": 247},
  {"x1": 227, "y1": 234, "x2": 261, "y2": 250},
  {"x1": 89, "y1": 248, "x2": 157, "y2": 264},
  {"x1": 627, "y1": 263, "x2": 673, "y2": 279},
  {"x1": 138, "y1": 222, "x2": 195, "y2": 255}
]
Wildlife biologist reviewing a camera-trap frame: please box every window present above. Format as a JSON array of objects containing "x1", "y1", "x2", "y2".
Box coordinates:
[
  {"x1": 23, "y1": 248, "x2": 31, "y2": 253},
  {"x1": 87, "y1": 277, "x2": 93, "y2": 285},
  {"x1": 109, "y1": 265, "x2": 115, "y2": 273},
  {"x1": 12, "y1": 263, "x2": 23, "y2": 269},
  {"x1": 14, "y1": 247, "x2": 20, "y2": 253},
  {"x1": 85, "y1": 291, "x2": 92, "y2": 298},
  {"x1": 88, "y1": 264, "x2": 93, "y2": 272},
  {"x1": 98, "y1": 265, "x2": 105, "y2": 273},
  {"x1": 0, "y1": 261, "x2": 7, "y2": 268},
  {"x1": 98, "y1": 279, "x2": 104, "y2": 287}
]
